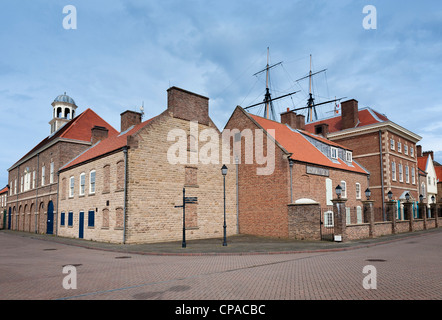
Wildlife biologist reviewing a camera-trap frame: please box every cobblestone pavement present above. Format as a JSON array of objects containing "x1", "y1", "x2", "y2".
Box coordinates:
[{"x1": 0, "y1": 229, "x2": 441, "y2": 301}]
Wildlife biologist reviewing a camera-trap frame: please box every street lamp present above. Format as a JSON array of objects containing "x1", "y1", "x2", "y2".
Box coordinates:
[
  {"x1": 335, "y1": 185, "x2": 342, "y2": 199},
  {"x1": 387, "y1": 190, "x2": 393, "y2": 201},
  {"x1": 221, "y1": 165, "x2": 228, "y2": 246},
  {"x1": 419, "y1": 194, "x2": 424, "y2": 203},
  {"x1": 365, "y1": 188, "x2": 371, "y2": 200},
  {"x1": 405, "y1": 192, "x2": 410, "y2": 202},
  {"x1": 431, "y1": 195, "x2": 435, "y2": 204}
]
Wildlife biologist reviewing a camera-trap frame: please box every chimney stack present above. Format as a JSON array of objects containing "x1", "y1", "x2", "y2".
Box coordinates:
[
  {"x1": 120, "y1": 110, "x2": 142, "y2": 132},
  {"x1": 417, "y1": 145, "x2": 423, "y2": 157},
  {"x1": 167, "y1": 86, "x2": 209, "y2": 125},
  {"x1": 91, "y1": 126, "x2": 109, "y2": 144},
  {"x1": 423, "y1": 150, "x2": 434, "y2": 160},
  {"x1": 341, "y1": 99, "x2": 359, "y2": 129},
  {"x1": 280, "y1": 108, "x2": 305, "y2": 130},
  {"x1": 314, "y1": 123, "x2": 329, "y2": 138}
]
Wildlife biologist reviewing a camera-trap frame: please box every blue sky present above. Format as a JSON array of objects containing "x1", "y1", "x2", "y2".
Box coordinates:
[{"x1": 0, "y1": 0, "x2": 441, "y2": 185}]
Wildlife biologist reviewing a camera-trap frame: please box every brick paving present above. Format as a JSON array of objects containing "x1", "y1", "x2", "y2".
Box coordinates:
[{"x1": 0, "y1": 229, "x2": 441, "y2": 300}]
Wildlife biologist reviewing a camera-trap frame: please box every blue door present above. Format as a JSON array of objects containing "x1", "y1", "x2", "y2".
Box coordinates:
[
  {"x1": 79, "y1": 211, "x2": 84, "y2": 239},
  {"x1": 46, "y1": 201, "x2": 54, "y2": 235},
  {"x1": 8, "y1": 208, "x2": 11, "y2": 230}
]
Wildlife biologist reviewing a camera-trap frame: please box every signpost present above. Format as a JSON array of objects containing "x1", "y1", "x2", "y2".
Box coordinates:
[{"x1": 175, "y1": 188, "x2": 197, "y2": 248}]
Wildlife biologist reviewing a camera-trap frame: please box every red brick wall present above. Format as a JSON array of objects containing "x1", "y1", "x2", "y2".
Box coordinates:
[
  {"x1": 224, "y1": 108, "x2": 290, "y2": 238},
  {"x1": 225, "y1": 107, "x2": 369, "y2": 239}
]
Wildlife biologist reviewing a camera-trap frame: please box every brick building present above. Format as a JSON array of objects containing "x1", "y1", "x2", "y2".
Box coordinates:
[
  {"x1": 57, "y1": 87, "x2": 237, "y2": 244},
  {"x1": 0, "y1": 185, "x2": 8, "y2": 229},
  {"x1": 223, "y1": 106, "x2": 369, "y2": 239},
  {"x1": 304, "y1": 99, "x2": 422, "y2": 221},
  {"x1": 417, "y1": 147, "x2": 438, "y2": 209},
  {"x1": 435, "y1": 165, "x2": 442, "y2": 205},
  {"x1": 5, "y1": 93, "x2": 118, "y2": 234}
]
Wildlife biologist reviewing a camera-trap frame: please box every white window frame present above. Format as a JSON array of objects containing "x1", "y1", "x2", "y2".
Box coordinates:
[
  {"x1": 79, "y1": 173, "x2": 85, "y2": 196},
  {"x1": 405, "y1": 165, "x2": 409, "y2": 183},
  {"x1": 390, "y1": 139, "x2": 395, "y2": 150},
  {"x1": 324, "y1": 211, "x2": 334, "y2": 227},
  {"x1": 355, "y1": 183, "x2": 361, "y2": 199},
  {"x1": 399, "y1": 164, "x2": 403, "y2": 182},
  {"x1": 345, "y1": 151, "x2": 352, "y2": 163},
  {"x1": 412, "y1": 167, "x2": 416, "y2": 184},
  {"x1": 89, "y1": 170, "x2": 96, "y2": 194},
  {"x1": 340, "y1": 180, "x2": 347, "y2": 198},
  {"x1": 41, "y1": 165, "x2": 46, "y2": 186},
  {"x1": 397, "y1": 141, "x2": 402, "y2": 153},
  {"x1": 14, "y1": 179, "x2": 17, "y2": 194},
  {"x1": 331, "y1": 147, "x2": 338, "y2": 159},
  {"x1": 356, "y1": 206, "x2": 363, "y2": 224},
  {"x1": 404, "y1": 145, "x2": 408, "y2": 155},
  {"x1": 69, "y1": 176, "x2": 74, "y2": 198},
  {"x1": 410, "y1": 147, "x2": 414, "y2": 157},
  {"x1": 32, "y1": 170, "x2": 36, "y2": 189},
  {"x1": 392, "y1": 162, "x2": 396, "y2": 181},
  {"x1": 50, "y1": 162, "x2": 54, "y2": 184}
]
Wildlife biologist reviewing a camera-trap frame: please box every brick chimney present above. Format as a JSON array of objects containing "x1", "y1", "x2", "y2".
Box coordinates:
[
  {"x1": 167, "y1": 86, "x2": 209, "y2": 125},
  {"x1": 121, "y1": 110, "x2": 142, "y2": 132},
  {"x1": 314, "y1": 123, "x2": 329, "y2": 138},
  {"x1": 417, "y1": 145, "x2": 423, "y2": 157},
  {"x1": 280, "y1": 108, "x2": 297, "y2": 128},
  {"x1": 280, "y1": 108, "x2": 305, "y2": 130},
  {"x1": 341, "y1": 99, "x2": 359, "y2": 130},
  {"x1": 91, "y1": 126, "x2": 109, "y2": 144},
  {"x1": 423, "y1": 150, "x2": 434, "y2": 160}
]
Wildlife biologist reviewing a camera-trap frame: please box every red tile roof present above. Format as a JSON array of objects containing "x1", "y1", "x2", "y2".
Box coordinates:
[
  {"x1": 304, "y1": 108, "x2": 389, "y2": 134},
  {"x1": 417, "y1": 155, "x2": 428, "y2": 172},
  {"x1": 435, "y1": 166, "x2": 442, "y2": 181},
  {"x1": 61, "y1": 117, "x2": 156, "y2": 170},
  {"x1": 10, "y1": 108, "x2": 118, "y2": 169},
  {"x1": 0, "y1": 186, "x2": 8, "y2": 195},
  {"x1": 248, "y1": 114, "x2": 368, "y2": 175}
]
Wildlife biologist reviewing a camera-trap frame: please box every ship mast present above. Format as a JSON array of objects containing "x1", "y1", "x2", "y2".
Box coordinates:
[
  {"x1": 293, "y1": 54, "x2": 343, "y2": 123},
  {"x1": 245, "y1": 48, "x2": 298, "y2": 120}
]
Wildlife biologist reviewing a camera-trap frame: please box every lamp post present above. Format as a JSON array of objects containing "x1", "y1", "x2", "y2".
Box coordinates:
[
  {"x1": 335, "y1": 185, "x2": 342, "y2": 199},
  {"x1": 221, "y1": 165, "x2": 228, "y2": 246},
  {"x1": 387, "y1": 190, "x2": 393, "y2": 201},
  {"x1": 405, "y1": 192, "x2": 410, "y2": 202},
  {"x1": 431, "y1": 195, "x2": 435, "y2": 204},
  {"x1": 365, "y1": 188, "x2": 371, "y2": 200}
]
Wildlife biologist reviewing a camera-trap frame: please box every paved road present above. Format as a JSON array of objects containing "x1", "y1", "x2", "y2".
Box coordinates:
[{"x1": 0, "y1": 230, "x2": 441, "y2": 301}]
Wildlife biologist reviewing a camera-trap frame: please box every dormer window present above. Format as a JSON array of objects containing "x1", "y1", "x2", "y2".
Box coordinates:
[
  {"x1": 345, "y1": 151, "x2": 352, "y2": 163},
  {"x1": 331, "y1": 147, "x2": 338, "y2": 159}
]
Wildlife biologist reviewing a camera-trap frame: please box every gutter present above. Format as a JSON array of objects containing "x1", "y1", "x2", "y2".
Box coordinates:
[{"x1": 123, "y1": 146, "x2": 128, "y2": 244}]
